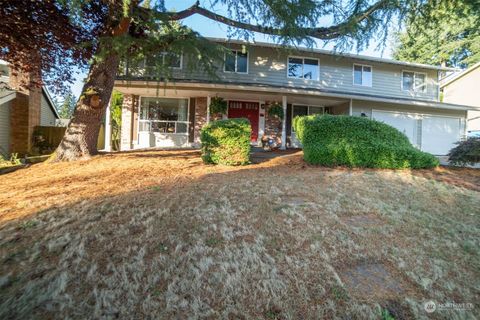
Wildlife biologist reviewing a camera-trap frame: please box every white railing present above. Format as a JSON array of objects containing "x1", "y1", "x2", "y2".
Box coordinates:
[{"x1": 139, "y1": 120, "x2": 189, "y2": 134}]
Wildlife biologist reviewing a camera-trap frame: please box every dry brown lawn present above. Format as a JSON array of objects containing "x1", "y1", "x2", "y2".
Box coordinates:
[{"x1": 0, "y1": 150, "x2": 479, "y2": 319}]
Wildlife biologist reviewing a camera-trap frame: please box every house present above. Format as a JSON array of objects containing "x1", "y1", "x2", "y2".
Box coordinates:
[
  {"x1": 112, "y1": 38, "x2": 480, "y2": 155},
  {"x1": 440, "y1": 61, "x2": 480, "y2": 136},
  {"x1": 0, "y1": 60, "x2": 59, "y2": 157}
]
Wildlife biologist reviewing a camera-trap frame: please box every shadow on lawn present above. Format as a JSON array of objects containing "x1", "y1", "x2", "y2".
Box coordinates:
[{"x1": 0, "y1": 151, "x2": 478, "y2": 319}]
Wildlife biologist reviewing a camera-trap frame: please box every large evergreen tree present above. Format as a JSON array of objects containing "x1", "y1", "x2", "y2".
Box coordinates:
[
  {"x1": 58, "y1": 91, "x2": 77, "y2": 119},
  {"x1": 1, "y1": 0, "x2": 436, "y2": 160},
  {"x1": 393, "y1": 0, "x2": 480, "y2": 68}
]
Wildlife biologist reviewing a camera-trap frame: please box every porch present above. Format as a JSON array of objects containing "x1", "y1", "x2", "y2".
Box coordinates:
[{"x1": 112, "y1": 85, "x2": 351, "y2": 151}]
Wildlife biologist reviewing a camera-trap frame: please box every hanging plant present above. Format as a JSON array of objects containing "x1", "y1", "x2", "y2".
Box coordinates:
[
  {"x1": 209, "y1": 97, "x2": 227, "y2": 115},
  {"x1": 268, "y1": 102, "x2": 284, "y2": 120}
]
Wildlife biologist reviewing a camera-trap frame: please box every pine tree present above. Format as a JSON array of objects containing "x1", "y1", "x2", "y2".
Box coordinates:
[
  {"x1": 1, "y1": 0, "x2": 439, "y2": 160},
  {"x1": 393, "y1": 0, "x2": 480, "y2": 68},
  {"x1": 58, "y1": 91, "x2": 77, "y2": 119}
]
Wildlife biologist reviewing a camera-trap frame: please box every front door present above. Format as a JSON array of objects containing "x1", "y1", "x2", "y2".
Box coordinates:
[{"x1": 228, "y1": 101, "x2": 259, "y2": 142}]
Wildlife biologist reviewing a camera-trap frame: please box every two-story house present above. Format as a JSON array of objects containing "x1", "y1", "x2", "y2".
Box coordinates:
[{"x1": 113, "y1": 38, "x2": 479, "y2": 155}]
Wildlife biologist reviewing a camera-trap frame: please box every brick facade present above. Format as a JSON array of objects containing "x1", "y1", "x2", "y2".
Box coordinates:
[
  {"x1": 263, "y1": 103, "x2": 283, "y2": 144},
  {"x1": 194, "y1": 97, "x2": 207, "y2": 144},
  {"x1": 120, "y1": 94, "x2": 139, "y2": 151},
  {"x1": 8, "y1": 68, "x2": 42, "y2": 155}
]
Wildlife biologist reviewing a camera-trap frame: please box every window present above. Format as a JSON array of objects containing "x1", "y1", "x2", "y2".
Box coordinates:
[
  {"x1": 224, "y1": 50, "x2": 248, "y2": 73},
  {"x1": 291, "y1": 105, "x2": 326, "y2": 131},
  {"x1": 139, "y1": 97, "x2": 188, "y2": 134},
  {"x1": 402, "y1": 71, "x2": 426, "y2": 92},
  {"x1": 145, "y1": 52, "x2": 182, "y2": 73},
  {"x1": 288, "y1": 57, "x2": 319, "y2": 80},
  {"x1": 353, "y1": 64, "x2": 372, "y2": 86}
]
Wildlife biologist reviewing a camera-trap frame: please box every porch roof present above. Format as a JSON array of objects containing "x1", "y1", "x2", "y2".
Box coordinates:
[{"x1": 114, "y1": 79, "x2": 480, "y2": 112}]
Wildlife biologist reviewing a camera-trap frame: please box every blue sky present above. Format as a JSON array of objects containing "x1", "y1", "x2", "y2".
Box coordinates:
[{"x1": 68, "y1": 0, "x2": 395, "y2": 99}]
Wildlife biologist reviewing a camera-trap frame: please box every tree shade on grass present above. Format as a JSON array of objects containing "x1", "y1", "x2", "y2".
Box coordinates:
[
  {"x1": 293, "y1": 115, "x2": 439, "y2": 169},
  {"x1": 201, "y1": 119, "x2": 251, "y2": 166}
]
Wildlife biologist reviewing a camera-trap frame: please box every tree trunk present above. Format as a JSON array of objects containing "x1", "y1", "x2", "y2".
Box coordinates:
[{"x1": 53, "y1": 48, "x2": 120, "y2": 161}]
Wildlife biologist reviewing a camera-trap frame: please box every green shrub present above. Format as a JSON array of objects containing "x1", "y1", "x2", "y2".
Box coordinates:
[
  {"x1": 448, "y1": 137, "x2": 480, "y2": 166},
  {"x1": 209, "y1": 97, "x2": 228, "y2": 115},
  {"x1": 201, "y1": 118, "x2": 251, "y2": 165},
  {"x1": 293, "y1": 115, "x2": 439, "y2": 169}
]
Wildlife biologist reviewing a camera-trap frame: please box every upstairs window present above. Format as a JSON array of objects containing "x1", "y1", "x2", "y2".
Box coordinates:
[
  {"x1": 402, "y1": 71, "x2": 426, "y2": 92},
  {"x1": 224, "y1": 50, "x2": 248, "y2": 73},
  {"x1": 288, "y1": 57, "x2": 319, "y2": 80},
  {"x1": 353, "y1": 64, "x2": 372, "y2": 86},
  {"x1": 145, "y1": 52, "x2": 182, "y2": 74}
]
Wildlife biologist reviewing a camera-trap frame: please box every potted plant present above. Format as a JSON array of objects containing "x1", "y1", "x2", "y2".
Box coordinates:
[
  {"x1": 209, "y1": 97, "x2": 228, "y2": 117},
  {"x1": 267, "y1": 102, "x2": 284, "y2": 119}
]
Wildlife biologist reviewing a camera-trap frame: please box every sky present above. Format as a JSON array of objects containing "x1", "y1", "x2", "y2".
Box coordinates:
[{"x1": 67, "y1": 0, "x2": 396, "y2": 100}]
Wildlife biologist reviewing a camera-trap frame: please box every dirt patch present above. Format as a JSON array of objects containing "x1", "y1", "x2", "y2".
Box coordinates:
[
  {"x1": 341, "y1": 214, "x2": 385, "y2": 227},
  {"x1": 411, "y1": 166, "x2": 480, "y2": 192},
  {"x1": 339, "y1": 262, "x2": 414, "y2": 301}
]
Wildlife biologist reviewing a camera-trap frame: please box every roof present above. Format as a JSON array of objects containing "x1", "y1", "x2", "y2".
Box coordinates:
[
  {"x1": 0, "y1": 89, "x2": 16, "y2": 105},
  {"x1": 115, "y1": 78, "x2": 480, "y2": 112},
  {"x1": 42, "y1": 86, "x2": 60, "y2": 119},
  {"x1": 440, "y1": 61, "x2": 480, "y2": 88},
  {"x1": 207, "y1": 37, "x2": 459, "y2": 72}
]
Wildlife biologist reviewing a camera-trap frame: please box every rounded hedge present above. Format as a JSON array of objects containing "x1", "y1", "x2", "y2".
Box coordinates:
[
  {"x1": 201, "y1": 118, "x2": 251, "y2": 165},
  {"x1": 293, "y1": 115, "x2": 439, "y2": 169}
]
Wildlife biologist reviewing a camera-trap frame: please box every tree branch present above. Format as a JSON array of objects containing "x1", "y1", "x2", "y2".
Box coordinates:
[{"x1": 166, "y1": 0, "x2": 391, "y2": 40}]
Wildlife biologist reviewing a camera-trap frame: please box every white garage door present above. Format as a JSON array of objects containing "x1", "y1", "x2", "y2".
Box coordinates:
[
  {"x1": 372, "y1": 110, "x2": 420, "y2": 147},
  {"x1": 372, "y1": 110, "x2": 463, "y2": 155},
  {"x1": 421, "y1": 116, "x2": 462, "y2": 155}
]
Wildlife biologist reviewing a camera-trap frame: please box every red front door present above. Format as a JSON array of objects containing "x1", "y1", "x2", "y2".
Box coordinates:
[{"x1": 228, "y1": 101, "x2": 259, "y2": 142}]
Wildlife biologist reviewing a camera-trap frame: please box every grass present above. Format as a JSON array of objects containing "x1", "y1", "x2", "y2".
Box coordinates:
[{"x1": 0, "y1": 150, "x2": 479, "y2": 319}]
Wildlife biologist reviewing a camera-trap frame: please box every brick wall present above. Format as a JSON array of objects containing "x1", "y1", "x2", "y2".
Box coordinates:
[
  {"x1": 120, "y1": 94, "x2": 139, "y2": 150},
  {"x1": 263, "y1": 104, "x2": 283, "y2": 144},
  {"x1": 194, "y1": 97, "x2": 207, "y2": 144},
  {"x1": 8, "y1": 67, "x2": 42, "y2": 154},
  {"x1": 10, "y1": 93, "x2": 29, "y2": 154}
]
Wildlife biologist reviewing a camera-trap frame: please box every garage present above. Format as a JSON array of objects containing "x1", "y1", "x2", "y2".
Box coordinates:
[
  {"x1": 372, "y1": 110, "x2": 463, "y2": 155},
  {"x1": 421, "y1": 116, "x2": 463, "y2": 155}
]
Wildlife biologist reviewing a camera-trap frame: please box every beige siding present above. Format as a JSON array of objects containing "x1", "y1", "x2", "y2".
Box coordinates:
[
  {"x1": 443, "y1": 66, "x2": 480, "y2": 131},
  {"x1": 168, "y1": 45, "x2": 440, "y2": 102},
  {"x1": 40, "y1": 94, "x2": 56, "y2": 126},
  {"x1": 0, "y1": 101, "x2": 11, "y2": 156}
]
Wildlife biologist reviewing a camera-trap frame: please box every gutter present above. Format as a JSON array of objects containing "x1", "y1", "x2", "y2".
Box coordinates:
[{"x1": 115, "y1": 79, "x2": 480, "y2": 112}]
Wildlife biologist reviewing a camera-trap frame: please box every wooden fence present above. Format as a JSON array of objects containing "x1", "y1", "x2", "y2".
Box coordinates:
[{"x1": 34, "y1": 125, "x2": 105, "y2": 150}]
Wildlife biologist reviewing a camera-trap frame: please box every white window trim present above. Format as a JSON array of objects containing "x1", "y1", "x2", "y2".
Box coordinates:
[
  {"x1": 287, "y1": 56, "x2": 320, "y2": 81},
  {"x1": 144, "y1": 52, "x2": 183, "y2": 71},
  {"x1": 291, "y1": 104, "x2": 325, "y2": 131},
  {"x1": 401, "y1": 70, "x2": 427, "y2": 93},
  {"x1": 138, "y1": 96, "x2": 190, "y2": 136},
  {"x1": 223, "y1": 50, "x2": 249, "y2": 74},
  {"x1": 353, "y1": 63, "x2": 373, "y2": 87}
]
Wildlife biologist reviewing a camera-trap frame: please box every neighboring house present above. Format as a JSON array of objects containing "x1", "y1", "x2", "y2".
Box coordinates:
[
  {"x1": 0, "y1": 60, "x2": 59, "y2": 157},
  {"x1": 440, "y1": 62, "x2": 480, "y2": 136},
  {"x1": 113, "y1": 38, "x2": 480, "y2": 155}
]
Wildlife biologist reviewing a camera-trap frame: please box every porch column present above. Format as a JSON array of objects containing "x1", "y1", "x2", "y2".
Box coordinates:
[
  {"x1": 280, "y1": 95, "x2": 287, "y2": 150},
  {"x1": 104, "y1": 100, "x2": 112, "y2": 151},
  {"x1": 206, "y1": 95, "x2": 211, "y2": 124}
]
